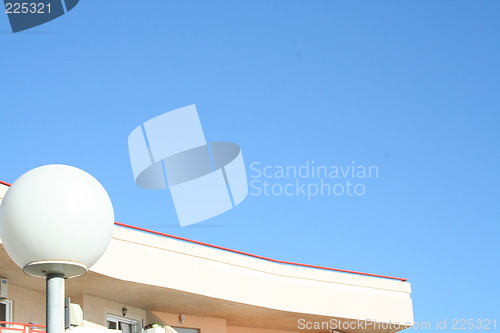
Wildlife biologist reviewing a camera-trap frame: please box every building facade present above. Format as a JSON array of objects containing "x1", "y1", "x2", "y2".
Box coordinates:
[{"x1": 0, "y1": 182, "x2": 413, "y2": 333}]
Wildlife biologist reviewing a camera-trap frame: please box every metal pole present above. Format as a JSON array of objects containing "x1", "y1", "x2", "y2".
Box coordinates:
[{"x1": 46, "y1": 274, "x2": 65, "y2": 333}]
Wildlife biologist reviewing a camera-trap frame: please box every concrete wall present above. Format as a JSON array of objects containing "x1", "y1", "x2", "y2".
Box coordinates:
[
  {"x1": 72, "y1": 294, "x2": 146, "y2": 329},
  {"x1": 6, "y1": 283, "x2": 149, "y2": 329},
  {"x1": 151, "y1": 311, "x2": 227, "y2": 333},
  {"x1": 4, "y1": 283, "x2": 302, "y2": 333},
  {"x1": 150, "y1": 312, "x2": 304, "y2": 333},
  {"x1": 91, "y1": 227, "x2": 413, "y2": 326},
  {"x1": 5, "y1": 282, "x2": 376, "y2": 333},
  {"x1": 227, "y1": 327, "x2": 300, "y2": 333},
  {"x1": 9, "y1": 283, "x2": 45, "y2": 325}
]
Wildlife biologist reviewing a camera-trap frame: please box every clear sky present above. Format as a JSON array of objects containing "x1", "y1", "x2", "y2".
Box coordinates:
[{"x1": 1, "y1": 1, "x2": 499, "y2": 331}]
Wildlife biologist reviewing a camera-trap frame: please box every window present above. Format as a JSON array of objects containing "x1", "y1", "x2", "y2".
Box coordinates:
[
  {"x1": 171, "y1": 328, "x2": 200, "y2": 333},
  {"x1": 107, "y1": 314, "x2": 141, "y2": 333},
  {"x1": 0, "y1": 300, "x2": 12, "y2": 325}
]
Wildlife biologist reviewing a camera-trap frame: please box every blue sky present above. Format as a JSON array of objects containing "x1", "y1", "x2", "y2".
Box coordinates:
[{"x1": 1, "y1": 0, "x2": 499, "y2": 331}]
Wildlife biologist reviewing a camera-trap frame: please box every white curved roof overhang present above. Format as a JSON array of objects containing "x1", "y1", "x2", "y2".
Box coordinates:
[{"x1": 0, "y1": 183, "x2": 413, "y2": 332}]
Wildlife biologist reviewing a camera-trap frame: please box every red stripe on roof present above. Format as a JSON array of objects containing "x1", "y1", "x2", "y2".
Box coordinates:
[{"x1": 0, "y1": 179, "x2": 408, "y2": 282}]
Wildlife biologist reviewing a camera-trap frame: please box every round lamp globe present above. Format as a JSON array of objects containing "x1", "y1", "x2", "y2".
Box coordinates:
[{"x1": 0, "y1": 164, "x2": 114, "y2": 278}]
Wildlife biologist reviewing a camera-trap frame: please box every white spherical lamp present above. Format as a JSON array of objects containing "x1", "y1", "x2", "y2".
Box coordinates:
[{"x1": 0, "y1": 164, "x2": 114, "y2": 278}]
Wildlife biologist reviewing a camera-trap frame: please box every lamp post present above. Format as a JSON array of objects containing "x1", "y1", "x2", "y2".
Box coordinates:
[{"x1": 0, "y1": 165, "x2": 114, "y2": 333}]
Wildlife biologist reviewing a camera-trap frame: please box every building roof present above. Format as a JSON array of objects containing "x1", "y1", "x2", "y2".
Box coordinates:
[{"x1": 0, "y1": 181, "x2": 413, "y2": 333}]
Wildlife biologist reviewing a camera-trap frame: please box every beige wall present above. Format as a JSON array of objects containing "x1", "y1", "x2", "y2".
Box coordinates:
[
  {"x1": 5, "y1": 284, "x2": 302, "y2": 333},
  {"x1": 151, "y1": 311, "x2": 227, "y2": 333},
  {"x1": 227, "y1": 327, "x2": 300, "y2": 333},
  {"x1": 7, "y1": 283, "x2": 148, "y2": 329},
  {"x1": 150, "y1": 312, "x2": 302, "y2": 333},
  {"x1": 72, "y1": 294, "x2": 146, "y2": 329},
  {"x1": 9, "y1": 283, "x2": 45, "y2": 325}
]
